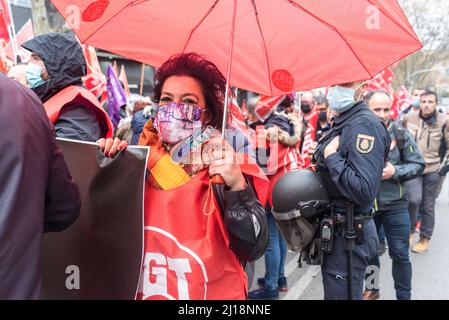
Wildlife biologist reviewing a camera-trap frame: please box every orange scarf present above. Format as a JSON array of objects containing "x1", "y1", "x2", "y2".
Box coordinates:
[
  {"x1": 138, "y1": 119, "x2": 217, "y2": 214},
  {"x1": 138, "y1": 120, "x2": 190, "y2": 190}
]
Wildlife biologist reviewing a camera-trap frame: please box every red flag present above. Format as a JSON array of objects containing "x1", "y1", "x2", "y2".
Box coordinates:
[
  {"x1": 300, "y1": 111, "x2": 319, "y2": 169},
  {"x1": 119, "y1": 65, "x2": 131, "y2": 99},
  {"x1": 0, "y1": 39, "x2": 7, "y2": 73},
  {"x1": 390, "y1": 94, "x2": 400, "y2": 120},
  {"x1": 366, "y1": 69, "x2": 395, "y2": 93},
  {"x1": 390, "y1": 85, "x2": 412, "y2": 120},
  {"x1": 241, "y1": 99, "x2": 247, "y2": 117},
  {"x1": 396, "y1": 86, "x2": 412, "y2": 110},
  {"x1": 254, "y1": 95, "x2": 284, "y2": 122},
  {"x1": 253, "y1": 122, "x2": 302, "y2": 206},
  {"x1": 228, "y1": 97, "x2": 246, "y2": 129},
  {"x1": 5, "y1": 19, "x2": 34, "y2": 61},
  {"x1": 0, "y1": 0, "x2": 11, "y2": 42},
  {"x1": 0, "y1": 55, "x2": 7, "y2": 74},
  {"x1": 99, "y1": 90, "x2": 108, "y2": 106},
  {"x1": 82, "y1": 45, "x2": 107, "y2": 98},
  {"x1": 227, "y1": 96, "x2": 255, "y2": 145}
]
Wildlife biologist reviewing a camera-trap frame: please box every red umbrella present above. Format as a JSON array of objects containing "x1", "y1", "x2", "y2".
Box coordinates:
[
  {"x1": 51, "y1": 1, "x2": 422, "y2": 184},
  {"x1": 51, "y1": 0, "x2": 421, "y2": 96}
]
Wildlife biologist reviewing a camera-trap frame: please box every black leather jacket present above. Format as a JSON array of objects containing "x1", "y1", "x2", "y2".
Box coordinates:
[
  {"x1": 211, "y1": 128, "x2": 268, "y2": 262},
  {"x1": 213, "y1": 178, "x2": 268, "y2": 262}
]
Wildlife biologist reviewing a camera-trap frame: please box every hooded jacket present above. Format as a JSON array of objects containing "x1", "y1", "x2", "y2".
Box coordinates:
[
  {"x1": 0, "y1": 75, "x2": 81, "y2": 299},
  {"x1": 251, "y1": 111, "x2": 303, "y2": 174},
  {"x1": 22, "y1": 32, "x2": 103, "y2": 142},
  {"x1": 265, "y1": 111, "x2": 302, "y2": 148}
]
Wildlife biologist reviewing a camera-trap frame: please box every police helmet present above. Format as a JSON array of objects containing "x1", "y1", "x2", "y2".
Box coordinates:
[{"x1": 271, "y1": 169, "x2": 331, "y2": 252}]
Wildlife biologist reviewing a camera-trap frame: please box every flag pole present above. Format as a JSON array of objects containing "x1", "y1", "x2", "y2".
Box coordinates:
[
  {"x1": 6, "y1": 0, "x2": 18, "y2": 64},
  {"x1": 139, "y1": 63, "x2": 145, "y2": 96}
]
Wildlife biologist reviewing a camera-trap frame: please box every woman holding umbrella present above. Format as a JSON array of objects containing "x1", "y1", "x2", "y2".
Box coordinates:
[{"x1": 98, "y1": 52, "x2": 269, "y2": 300}]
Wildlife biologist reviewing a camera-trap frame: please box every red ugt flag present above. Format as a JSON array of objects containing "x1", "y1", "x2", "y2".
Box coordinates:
[
  {"x1": 366, "y1": 69, "x2": 395, "y2": 93},
  {"x1": 82, "y1": 45, "x2": 107, "y2": 98}
]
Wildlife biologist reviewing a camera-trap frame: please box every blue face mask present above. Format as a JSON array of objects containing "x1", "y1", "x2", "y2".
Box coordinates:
[
  {"x1": 26, "y1": 63, "x2": 47, "y2": 88},
  {"x1": 412, "y1": 96, "x2": 420, "y2": 108},
  {"x1": 327, "y1": 85, "x2": 360, "y2": 114}
]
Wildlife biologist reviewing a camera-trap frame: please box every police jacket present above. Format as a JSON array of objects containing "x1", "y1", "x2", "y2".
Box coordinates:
[
  {"x1": 403, "y1": 110, "x2": 449, "y2": 174},
  {"x1": 313, "y1": 102, "x2": 390, "y2": 215},
  {"x1": 375, "y1": 121, "x2": 425, "y2": 211},
  {"x1": 22, "y1": 33, "x2": 103, "y2": 142}
]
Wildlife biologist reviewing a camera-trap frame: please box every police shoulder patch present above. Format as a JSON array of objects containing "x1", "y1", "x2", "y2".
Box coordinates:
[{"x1": 356, "y1": 134, "x2": 375, "y2": 154}]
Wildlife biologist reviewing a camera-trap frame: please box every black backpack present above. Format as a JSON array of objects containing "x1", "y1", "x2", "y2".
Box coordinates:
[
  {"x1": 392, "y1": 124, "x2": 406, "y2": 162},
  {"x1": 438, "y1": 124, "x2": 449, "y2": 176}
]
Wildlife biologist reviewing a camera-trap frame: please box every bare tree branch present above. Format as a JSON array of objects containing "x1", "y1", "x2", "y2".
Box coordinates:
[{"x1": 394, "y1": 0, "x2": 449, "y2": 91}]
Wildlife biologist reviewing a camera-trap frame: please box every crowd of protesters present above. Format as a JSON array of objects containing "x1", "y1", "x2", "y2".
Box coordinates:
[{"x1": 1, "y1": 31, "x2": 449, "y2": 300}]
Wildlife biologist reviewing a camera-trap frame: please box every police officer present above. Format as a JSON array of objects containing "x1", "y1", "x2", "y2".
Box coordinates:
[{"x1": 311, "y1": 81, "x2": 391, "y2": 300}]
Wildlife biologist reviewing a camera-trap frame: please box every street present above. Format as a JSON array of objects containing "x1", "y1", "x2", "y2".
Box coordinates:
[{"x1": 253, "y1": 176, "x2": 449, "y2": 300}]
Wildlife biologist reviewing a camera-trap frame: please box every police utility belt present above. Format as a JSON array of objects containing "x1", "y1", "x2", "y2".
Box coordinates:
[{"x1": 319, "y1": 202, "x2": 374, "y2": 254}]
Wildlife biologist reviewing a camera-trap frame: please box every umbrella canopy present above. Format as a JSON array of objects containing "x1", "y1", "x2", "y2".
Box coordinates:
[{"x1": 51, "y1": 0, "x2": 422, "y2": 95}]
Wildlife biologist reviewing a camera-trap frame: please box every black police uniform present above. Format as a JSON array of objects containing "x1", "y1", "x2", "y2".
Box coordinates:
[{"x1": 313, "y1": 101, "x2": 390, "y2": 300}]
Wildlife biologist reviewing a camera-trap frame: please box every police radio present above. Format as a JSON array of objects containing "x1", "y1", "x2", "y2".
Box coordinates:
[{"x1": 320, "y1": 203, "x2": 335, "y2": 253}]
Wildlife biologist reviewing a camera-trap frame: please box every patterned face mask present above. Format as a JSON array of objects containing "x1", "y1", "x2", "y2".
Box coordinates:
[{"x1": 154, "y1": 102, "x2": 203, "y2": 145}]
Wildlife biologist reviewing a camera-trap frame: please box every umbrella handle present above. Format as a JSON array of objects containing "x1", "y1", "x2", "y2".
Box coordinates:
[{"x1": 211, "y1": 174, "x2": 225, "y2": 185}]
